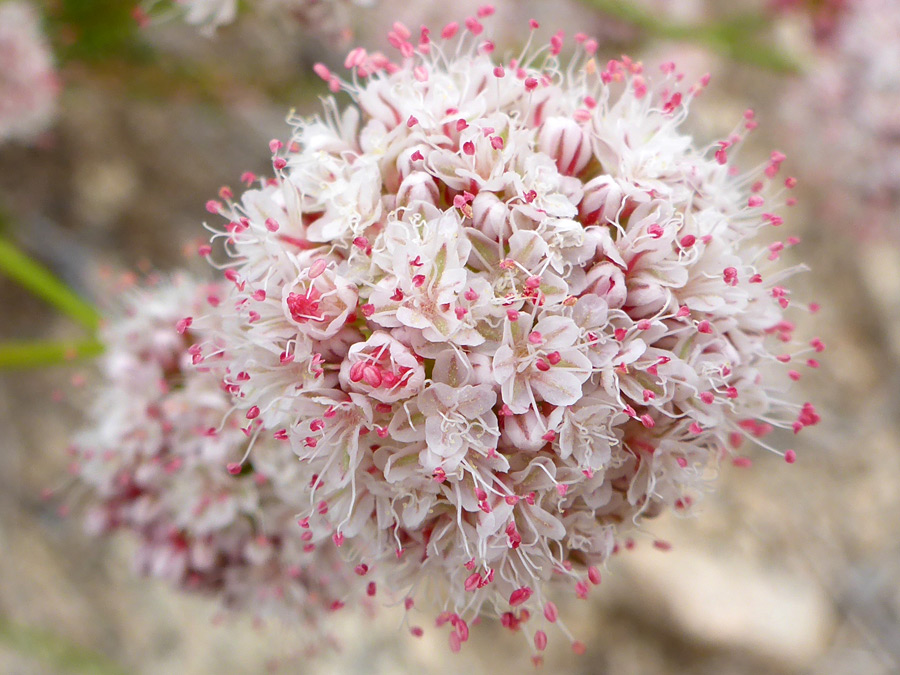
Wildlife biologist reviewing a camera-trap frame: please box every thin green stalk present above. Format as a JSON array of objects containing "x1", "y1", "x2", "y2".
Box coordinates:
[
  {"x1": 579, "y1": 0, "x2": 800, "y2": 74},
  {"x1": 0, "y1": 338, "x2": 104, "y2": 369},
  {"x1": 0, "y1": 238, "x2": 100, "y2": 332},
  {"x1": 0, "y1": 615, "x2": 126, "y2": 675}
]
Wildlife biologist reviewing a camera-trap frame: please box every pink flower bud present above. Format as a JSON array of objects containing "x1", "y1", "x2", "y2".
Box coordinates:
[{"x1": 538, "y1": 116, "x2": 592, "y2": 176}]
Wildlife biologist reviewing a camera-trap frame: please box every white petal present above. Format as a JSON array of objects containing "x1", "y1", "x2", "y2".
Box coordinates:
[
  {"x1": 531, "y1": 368, "x2": 585, "y2": 406},
  {"x1": 492, "y1": 344, "x2": 516, "y2": 384}
]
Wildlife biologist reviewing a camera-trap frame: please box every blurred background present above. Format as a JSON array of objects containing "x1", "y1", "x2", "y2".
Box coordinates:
[{"x1": 1, "y1": 0, "x2": 898, "y2": 672}]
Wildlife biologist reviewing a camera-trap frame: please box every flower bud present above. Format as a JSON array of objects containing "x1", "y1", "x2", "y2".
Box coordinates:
[
  {"x1": 538, "y1": 116, "x2": 592, "y2": 176},
  {"x1": 471, "y1": 191, "x2": 510, "y2": 239},
  {"x1": 580, "y1": 176, "x2": 624, "y2": 226},
  {"x1": 396, "y1": 171, "x2": 441, "y2": 208}
]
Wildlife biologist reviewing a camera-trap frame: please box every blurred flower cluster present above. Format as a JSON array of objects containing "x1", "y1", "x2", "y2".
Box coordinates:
[
  {"x1": 141, "y1": 0, "x2": 374, "y2": 40},
  {"x1": 70, "y1": 276, "x2": 365, "y2": 642},
  {"x1": 0, "y1": 1, "x2": 58, "y2": 144},
  {"x1": 786, "y1": 0, "x2": 900, "y2": 241},
  {"x1": 768, "y1": 0, "x2": 849, "y2": 45}
]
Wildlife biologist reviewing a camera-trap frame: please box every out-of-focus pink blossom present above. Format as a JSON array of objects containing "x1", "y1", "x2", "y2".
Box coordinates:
[
  {"x1": 145, "y1": 0, "x2": 374, "y2": 39},
  {"x1": 786, "y1": 0, "x2": 900, "y2": 240},
  {"x1": 768, "y1": 0, "x2": 851, "y2": 44},
  {"x1": 0, "y1": 1, "x2": 58, "y2": 144},
  {"x1": 70, "y1": 277, "x2": 364, "y2": 635}
]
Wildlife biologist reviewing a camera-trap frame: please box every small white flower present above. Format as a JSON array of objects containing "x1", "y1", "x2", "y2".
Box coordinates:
[
  {"x1": 282, "y1": 266, "x2": 358, "y2": 340},
  {"x1": 367, "y1": 212, "x2": 474, "y2": 343},
  {"x1": 339, "y1": 331, "x2": 425, "y2": 403},
  {"x1": 417, "y1": 382, "x2": 499, "y2": 473},
  {"x1": 493, "y1": 313, "x2": 593, "y2": 413}
]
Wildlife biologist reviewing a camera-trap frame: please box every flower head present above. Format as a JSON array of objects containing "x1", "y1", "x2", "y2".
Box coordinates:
[
  {"x1": 198, "y1": 8, "x2": 818, "y2": 653},
  {"x1": 0, "y1": 1, "x2": 58, "y2": 144},
  {"x1": 786, "y1": 0, "x2": 900, "y2": 240},
  {"x1": 70, "y1": 277, "x2": 363, "y2": 633}
]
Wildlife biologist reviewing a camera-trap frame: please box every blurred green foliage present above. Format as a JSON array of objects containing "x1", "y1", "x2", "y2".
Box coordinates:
[
  {"x1": 41, "y1": 0, "x2": 148, "y2": 63},
  {"x1": 0, "y1": 615, "x2": 126, "y2": 675},
  {"x1": 581, "y1": 0, "x2": 800, "y2": 73}
]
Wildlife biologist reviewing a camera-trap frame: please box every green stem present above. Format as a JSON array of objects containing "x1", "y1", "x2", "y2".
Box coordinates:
[
  {"x1": 0, "y1": 238, "x2": 100, "y2": 332},
  {"x1": 0, "y1": 615, "x2": 126, "y2": 675},
  {"x1": 579, "y1": 0, "x2": 800, "y2": 74},
  {"x1": 0, "y1": 339, "x2": 104, "y2": 369}
]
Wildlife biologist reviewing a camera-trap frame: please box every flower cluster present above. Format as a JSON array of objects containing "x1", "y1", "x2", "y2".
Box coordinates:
[
  {"x1": 142, "y1": 0, "x2": 372, "y2": 39},
  {"x1": 786, "y1": 0, "x2": 900, "y2": 240},
  {"x1": 0, "y1": 1, "x2": 58, "y2": 144},
  {"x1": 191, "y1": 8, "x2": 819, "y2": 653},
  {"x1": 69, "y1": 277, "x2": 363, "y2": 634}
]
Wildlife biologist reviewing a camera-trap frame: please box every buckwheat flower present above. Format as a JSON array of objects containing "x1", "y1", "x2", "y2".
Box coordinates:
[
  {"x1": 0, "y1": 1, "x2": 58, "y2": 144},
  {"x1": 198, "y1": 7, "x2": 819, "y2": 655},
  {"x1": 69, "y1": 276, "x2": 362, "y2": 634},
  {"x1": 339, "y1": 331, "x2": 426, "y2": 402},
  {"x1": 493, "y1": 313, "x2": 593, "y2": 413},
  {"x1": 393, "y1": 380, "x2": 500, "y2": 474}
]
